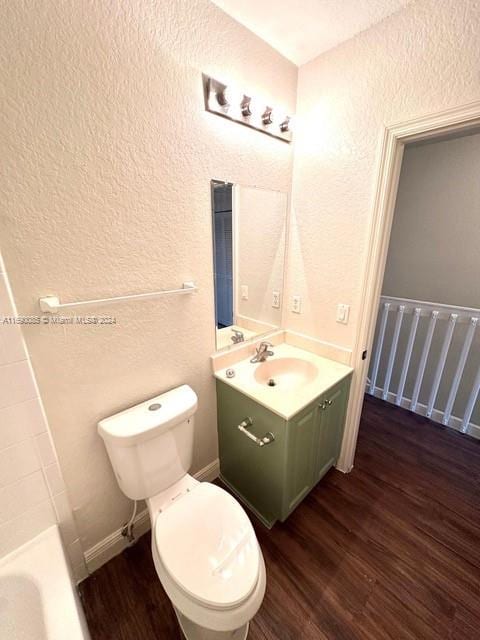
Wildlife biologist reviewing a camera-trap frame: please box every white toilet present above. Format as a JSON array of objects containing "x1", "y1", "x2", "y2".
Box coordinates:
[{"x1": 98, "y1": 384, "x2": 266, "y2": 640}]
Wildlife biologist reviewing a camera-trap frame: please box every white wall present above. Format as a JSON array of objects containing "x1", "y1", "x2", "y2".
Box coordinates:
[
  {"x1": 0, "y1": 0, "x2": 296, "y2": 555},
  {"x1": 383, "y1": 132, "x2": 480, "y2": 308},
  {"x1": 287, "y1": 0, "x2": 480, "y2": 352},
  {"x1": 0, "y1": 256, "x2": 85, "y2": 578}
]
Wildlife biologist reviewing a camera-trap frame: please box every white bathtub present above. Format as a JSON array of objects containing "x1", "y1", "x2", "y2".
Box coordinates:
[{"x1": 0, "y1": 525, "x2": 91, "y2": 640}]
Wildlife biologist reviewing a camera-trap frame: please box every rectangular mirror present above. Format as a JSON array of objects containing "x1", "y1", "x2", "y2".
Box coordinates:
[{"x1": 211, "y1": 180, "x2": 288, "y2": 351}]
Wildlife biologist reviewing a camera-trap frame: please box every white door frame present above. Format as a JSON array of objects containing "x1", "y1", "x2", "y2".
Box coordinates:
[{"x1": 337, "y1": 99, "x2": 480, "y2": 473}]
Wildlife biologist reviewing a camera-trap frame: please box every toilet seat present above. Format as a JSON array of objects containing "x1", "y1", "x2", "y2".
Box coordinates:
[{"x1": 154, "y1": 483, "x2": 260, "y2": 610}]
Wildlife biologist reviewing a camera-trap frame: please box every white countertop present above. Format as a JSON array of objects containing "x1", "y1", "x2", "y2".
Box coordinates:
[{"x1": 214, "y1": 343, "x2": 353, "y2": 420}]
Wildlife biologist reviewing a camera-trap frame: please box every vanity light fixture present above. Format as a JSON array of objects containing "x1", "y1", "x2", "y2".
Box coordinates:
[{"x1": 202, "y1": 74, "x2": 293, "y2": 143}]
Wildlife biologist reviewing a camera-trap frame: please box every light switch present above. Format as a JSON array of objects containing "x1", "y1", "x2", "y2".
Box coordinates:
[
  {"x1": 272, "y1": 291, "x2": 281, "y2": 309},
  {"x1": 292, "y1": 295, "x2": 302, "y2": 314},
  {"x1": 241, "y1": 285, "x2": 248, "y2": 300},
  {"x1": 336, "y1": 303, "x2": 350, "y2": 324}
]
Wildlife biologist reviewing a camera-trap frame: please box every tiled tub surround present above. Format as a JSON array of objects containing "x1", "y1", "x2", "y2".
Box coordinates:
[{"x1": 0, "y1": 258, "x2": 86, "y2": 580}]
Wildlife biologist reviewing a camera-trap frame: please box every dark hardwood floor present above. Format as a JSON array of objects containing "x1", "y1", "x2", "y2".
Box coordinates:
[{"x1": 79, "y1": 395, "x2": 480, "y2": 639}]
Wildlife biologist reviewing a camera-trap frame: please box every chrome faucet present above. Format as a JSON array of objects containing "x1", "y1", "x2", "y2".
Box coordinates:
[
  {"x1": 231, "y1": 328, "x2": 245, "y2": 344},
  {"x1": 250, "y1": 341, "x2": 274, "y2": 363}
]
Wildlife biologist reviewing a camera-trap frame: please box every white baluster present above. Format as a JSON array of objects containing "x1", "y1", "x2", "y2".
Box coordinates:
[
  {"x1": 426, "y1": 314, "x2": 458, "y2": 418},
  {"x1": 461, "y1": 364, "x2": 480, "y2": 433},
  {"x1": 396, "y1": 307, "x2": 421, "y2": 405},
  {"x1": 369, "y1": 302, "x2": 390, "y2": 395},
  {"x1": 383, "y1": 305, "x2": 405, "y2": 400},
  {"x1": 411, "y1": 310, "x2": 439, "y2": 412},
  {"x1": 443, "y1": 317, "x2": 478, "y2": 426}
]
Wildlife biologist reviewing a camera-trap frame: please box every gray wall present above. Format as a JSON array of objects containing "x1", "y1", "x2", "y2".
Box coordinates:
[
  {"x1": 383, "y1": 132, "x2": 480, "y2": 308},
  {"x1": 376, "y1": 132, "x2": 480, "y2": 426}
]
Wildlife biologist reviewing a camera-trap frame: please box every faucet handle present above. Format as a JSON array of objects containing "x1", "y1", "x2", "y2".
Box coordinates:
[
  {"x1": 250, "y1": 340, "x2": 274, "y2": 363},
  {"x1": 231, "y1": 328, "x2": 245, "y2": 344},
  {"x1": 256, "y1": 341, "x2": 274, "y2": 355}
]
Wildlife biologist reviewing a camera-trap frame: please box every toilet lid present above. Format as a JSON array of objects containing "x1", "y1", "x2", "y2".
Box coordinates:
[{"x1": 154, "y1": 483, "x2": 260, "y2": 609}]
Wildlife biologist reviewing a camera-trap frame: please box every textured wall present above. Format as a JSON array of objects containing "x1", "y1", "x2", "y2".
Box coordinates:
[
  {"x1": 383, "y1": 132, "x2": 480, "y2": 308},
  {"x1": 0, "y1": 0, "x2": 296, "y2": 552},
  {"x1": 287, "y1": 0, "x2": 480, "y2": 350}
]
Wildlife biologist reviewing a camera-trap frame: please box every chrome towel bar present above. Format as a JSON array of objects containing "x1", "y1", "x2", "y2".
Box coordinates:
[
  {"x1": 237, "y1": 417, "x2": 275, "y2": 447},
  {"x1": 39, "y1": 281, "x2": 196, "y2": 313}
]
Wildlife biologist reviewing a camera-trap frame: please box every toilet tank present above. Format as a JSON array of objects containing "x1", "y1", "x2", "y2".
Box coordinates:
[{"x1": 98, "y1": 385, "x2": 198, "y2": 500}]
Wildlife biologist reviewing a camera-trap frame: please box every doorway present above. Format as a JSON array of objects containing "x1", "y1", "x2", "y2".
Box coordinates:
[
  {"x1": 366, "y1": 130, "x2": 480, "y2": 436},
  {"x1": 339, "y1": 101, "x2": 480, "y2": 472}
]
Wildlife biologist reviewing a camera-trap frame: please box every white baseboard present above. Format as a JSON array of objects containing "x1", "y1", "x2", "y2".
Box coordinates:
[
  {"x1": 83, "y1": 458, "x2": 220, "y2": 576},
  {"x1": 193, "y1": 458, "x2": 220, "y2": 482},
  {"x1": 367, "y1": 386, "x2": 480, "y2": 440},
  {"x1": 84, "y1": 506, "x2": 151, "y2": 576}
]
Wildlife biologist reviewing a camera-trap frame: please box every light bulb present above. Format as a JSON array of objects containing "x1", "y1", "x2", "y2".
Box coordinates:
[
  {"x1": 214, "y1": 85, "x2": 229, "y2": 108},
  {"x1": 261, "y1": 107, "x2": 274, "y2": 126},
  {"x1": 240, "y1": 95, "x2": 258, "y2": 118},
  {"x1": 223, "y1": 85, "x2": 243, "y2": 115},
  {"x1": 279, "y1": 114, "x2": 293, "y2": 133},
  {"x1": 245, "y1": 96, "x2": 266, "y2": 121},
  {"x1": 240, "y1": 95, "x2": 252, "y2": 117}
]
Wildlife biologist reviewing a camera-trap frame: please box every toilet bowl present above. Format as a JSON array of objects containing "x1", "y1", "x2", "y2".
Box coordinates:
[
  {"x1": 98, "y1": 385, "x2": 266, "y2": 639},
  {"x1": 149, "y1": 477, "x2": 266, "y2": 639}
]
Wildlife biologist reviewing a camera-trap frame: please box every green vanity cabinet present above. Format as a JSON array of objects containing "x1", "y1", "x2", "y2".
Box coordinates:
[{"x1": 216, "y1": 374, "x2": 352, "y2": 528}]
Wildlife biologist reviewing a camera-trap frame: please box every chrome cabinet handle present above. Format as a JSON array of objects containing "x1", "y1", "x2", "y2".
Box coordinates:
[
  {"x1": 319, "y1": 399, "x2": 334, "y2": 410},
  {"x1": 237, "y1": 417, "x2": 275, "y2": 447}
]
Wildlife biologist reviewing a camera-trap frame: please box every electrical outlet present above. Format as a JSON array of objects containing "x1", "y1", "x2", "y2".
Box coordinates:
[
  {"x1": 272, "y1": 290, "x2": 281, "y2": 309},
  {"x1": 241, "y1": 285, "x2": 248, "y2": 300},
  {"x1": 336, "y1": 303, "x2": 350, "y2": 324},
  {"x1": 292, "y1": 295, "x2": 302, "y2": 314}
]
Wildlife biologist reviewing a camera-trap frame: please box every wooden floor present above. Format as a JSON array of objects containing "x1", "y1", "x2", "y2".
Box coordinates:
[{"x1": 79, "y1": 396, "x2": 480, "y2": 639}]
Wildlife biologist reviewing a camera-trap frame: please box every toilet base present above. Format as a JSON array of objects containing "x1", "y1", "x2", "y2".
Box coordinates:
[{"x1": 175, "y1": 607, "x2": 249, "y2": 640}]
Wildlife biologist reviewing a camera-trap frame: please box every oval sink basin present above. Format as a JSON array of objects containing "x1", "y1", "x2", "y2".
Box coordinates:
[{"x1": 254, "y1": 358, "x2": 318, "y2": 390}]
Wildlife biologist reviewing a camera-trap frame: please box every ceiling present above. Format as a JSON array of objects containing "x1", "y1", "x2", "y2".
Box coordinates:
[{"x1": 211, "y1": 0, "x2": 412, "y2": 66}]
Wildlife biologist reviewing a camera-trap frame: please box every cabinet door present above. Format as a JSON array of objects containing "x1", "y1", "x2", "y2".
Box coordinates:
[
  {"x1": 314, "y1": 379, "x2": 350, "y2": 483},
  {"x1": 216, "y1": 381, "x2": 286, "y2": 528},
  {"x1": 284, "y1": 403, "x2": 318, "y2": 516}
]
